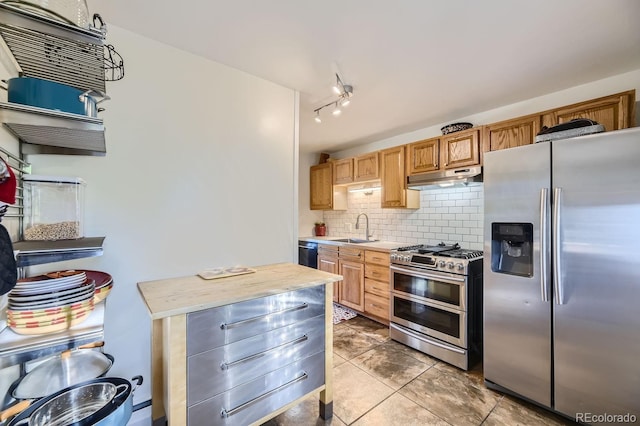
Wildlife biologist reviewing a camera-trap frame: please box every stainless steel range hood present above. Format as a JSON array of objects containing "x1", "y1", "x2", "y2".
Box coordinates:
[{"x1": 407, "y1": 166, "x2": 482, "y2": 190}]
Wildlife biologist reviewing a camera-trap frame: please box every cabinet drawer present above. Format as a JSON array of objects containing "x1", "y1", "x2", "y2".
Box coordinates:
[
  {"x1": 364, "y1": 250, "x2": 390, "y2": 267},
  {"x1": 364, "y1": 278, "x2": 389, "y2": 297},
  {"x1": 365, "y1": 264, "x2": 389, "y2": 283},
  {"x1": 188, "y1": 315, "x2": 325, "y2": 406},
  {"x1": 340, "y1": 247, "x2": 363, "y2": 261},
  {"x1": 188, "y1": 351, "x2": 325, "y2": 426},
  {"x1": 318, "y1": 244, "x2": 339, "y2": 256},
  {"x1": 187, "y1": 286, "x2": 325, "y2": 356},
  {"x1": 364, "y1": 292, "x2": 389, "y2": 320}
]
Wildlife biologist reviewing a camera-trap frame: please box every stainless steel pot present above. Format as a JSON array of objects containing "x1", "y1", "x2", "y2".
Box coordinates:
[{"x1": 7, "y1": 376, "x2": 143, "y2": 426}]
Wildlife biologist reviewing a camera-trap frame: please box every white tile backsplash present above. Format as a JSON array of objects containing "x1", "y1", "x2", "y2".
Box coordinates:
[{"x1": 322, "y1": 185, "x2": 484, "y2": 250}]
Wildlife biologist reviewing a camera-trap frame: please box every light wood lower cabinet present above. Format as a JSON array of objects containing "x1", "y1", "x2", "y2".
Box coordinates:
[
  {"x1": 338, "y1": 257, "x2": 365, "y2": 311},
  {"x1": 320, "y1": 246, "x2": 390, "y2": 325},
  {"x1": 318, "y1": 245, "x2": 340, "y2": 303},
  {"x1": 363, "y1": 250, "x2": 390, "y2": 322}
]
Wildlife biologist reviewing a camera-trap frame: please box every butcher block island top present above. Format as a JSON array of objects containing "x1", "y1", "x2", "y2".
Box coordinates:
[
  {"x1": 137, "y1": 262, "x2": 341, "y2": 425},
  {"x1": 137, "y1": 262, "x2": 342, "y2": 319}
]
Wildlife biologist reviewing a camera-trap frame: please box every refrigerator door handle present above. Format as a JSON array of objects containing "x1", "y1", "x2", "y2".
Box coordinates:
[
  {"x1": 540, "y1": 188, "x2": 550, "y2": 302},
  {"x1": 553, "y1": 187, "x2": 564, "y2": 305}
]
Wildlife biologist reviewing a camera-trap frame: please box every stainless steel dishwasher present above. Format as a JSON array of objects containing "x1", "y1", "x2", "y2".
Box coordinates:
[{"x1": 298, "y1": 241, "x2": 318, "y2": 269}]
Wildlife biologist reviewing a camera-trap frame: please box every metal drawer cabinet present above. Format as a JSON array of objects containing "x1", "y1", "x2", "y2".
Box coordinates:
[
  {"x1": 187, "y1": 286, "x2": 325, "y2": 356},
  {"x1": 188, "y1": 351, "x2": 325, "y2": 426},
  {"x1": 187, "y1": 314, "x2": 325, "y2": 406}
]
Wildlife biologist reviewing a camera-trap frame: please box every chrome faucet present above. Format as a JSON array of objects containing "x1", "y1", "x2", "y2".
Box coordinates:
[{"x1": 355, "y1": 213, "x2": 371, "y2": 241}]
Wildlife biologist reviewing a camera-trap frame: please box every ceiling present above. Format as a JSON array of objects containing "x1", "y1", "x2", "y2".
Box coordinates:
[{"x1": 87, "y1": 0, "x2": 640, "y2": 154}]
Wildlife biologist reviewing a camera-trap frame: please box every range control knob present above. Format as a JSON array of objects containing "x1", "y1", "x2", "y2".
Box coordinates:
[
  {"x1": 438, "y1": 260, "x2": 446, "y2": 267},
  {"x1": 390, "y1": 253, "x2": 397, "y2": 261},
  {"x1": 456, "y1": 263, "x2": 464, "y2": 271},
  {"x1": 447, "y1": 262, "x2": 454, "y2": 269},
  {"x1": 404, "y1": 255, "x2": 411, "y2": 262}
]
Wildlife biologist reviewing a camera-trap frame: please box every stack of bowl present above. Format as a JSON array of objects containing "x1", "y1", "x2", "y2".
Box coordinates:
[{"x1": 7, "y1": 271, "x2": 95, "y2": 335}]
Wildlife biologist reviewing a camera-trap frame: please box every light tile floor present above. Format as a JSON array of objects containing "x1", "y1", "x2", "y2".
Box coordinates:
[{"x1": 263, "y1": 316, "x2": 577, "y2": 426}]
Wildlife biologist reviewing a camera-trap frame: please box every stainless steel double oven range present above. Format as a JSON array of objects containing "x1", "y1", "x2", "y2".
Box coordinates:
[{"x1": 389, "y1": 243, "x2": 483, "y2": 370}]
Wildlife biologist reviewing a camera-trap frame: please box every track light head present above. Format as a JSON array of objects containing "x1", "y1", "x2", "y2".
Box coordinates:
[{"x1": 312, "y1": 73, "x2": 354, "y2": 122}]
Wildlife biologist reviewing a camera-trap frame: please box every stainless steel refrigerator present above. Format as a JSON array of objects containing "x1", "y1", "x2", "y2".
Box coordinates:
[{"x1": 483, "y1": 127, "x2": 640, "y2": 422}]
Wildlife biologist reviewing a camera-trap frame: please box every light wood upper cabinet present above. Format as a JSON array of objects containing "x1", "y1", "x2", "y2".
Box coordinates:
[
  {"x1": 541, "y1": 90, "x2": 635, "y2": 132},
  {"x1": 485, "y1": 90, "x2": 636, "y2": 153},
  {"x1": 333, "y1": 158, "x2": 354, "y2": 185},
  {"x1": 440, "y1": 128, "x2": 481, "y2": 169},
  {"x1": 407, "y1": 138, "x2": 439, "y2": 175},
  {"x1": 310, "y1": 163, "x2": 346, "y2": 210},
  {"x1": 482, "y1": 114, "x2": 542, "y2": 152},
  {"x1": 353, "y1": 152, "x2": 379, "y2": 182},
  {"x1": 310, "y1": 163, "x2": 332, "y2": 210},
  {"x1": 380, "y1": 146, "x2": 419, "y2": 209}
]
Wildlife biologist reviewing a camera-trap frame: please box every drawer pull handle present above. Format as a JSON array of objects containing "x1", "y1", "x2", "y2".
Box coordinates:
[
  {"x1": 220, "y1": 303, "x2": 309, "y2": 330},
  {"x1": 220, "y1": 335, "x2": 308, "y2": 370},
  {"x1": 220, "y1": 372, "x2": 308, "y2": 418}
]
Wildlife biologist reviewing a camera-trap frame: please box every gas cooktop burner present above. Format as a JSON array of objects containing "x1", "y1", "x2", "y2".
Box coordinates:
[
  {"x1": 439, "y1": 249, "x2": 483, "y2": 259},
  {"x1": 391, "y1": 242, "x2": 483, "y2": 274},
  {"x1": 397, "y1": 244, "x2": 425, "y2": 252}
]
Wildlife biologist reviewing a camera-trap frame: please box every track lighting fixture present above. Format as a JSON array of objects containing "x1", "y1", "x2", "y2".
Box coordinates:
[{"x1": 313, "y1": 73, "x2": 354, "y2": 122}]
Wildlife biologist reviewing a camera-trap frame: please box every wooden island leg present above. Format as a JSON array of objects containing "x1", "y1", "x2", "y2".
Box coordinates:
[
  {"x1": 151, "y1": 319, "x2": 166, "y2": 425},
  {"x1": 319, "y1": 282, "x2": 333, "y2": 419}
]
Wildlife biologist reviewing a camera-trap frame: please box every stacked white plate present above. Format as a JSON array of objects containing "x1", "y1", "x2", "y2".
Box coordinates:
[{"x1": 9, "y1": 272, "x2": 94, "y2": 310}]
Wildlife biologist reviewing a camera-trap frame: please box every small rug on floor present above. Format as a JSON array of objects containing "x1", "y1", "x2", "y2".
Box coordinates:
[{"x1": 333, "y1": 303, "x2": 358, "y2": 324}]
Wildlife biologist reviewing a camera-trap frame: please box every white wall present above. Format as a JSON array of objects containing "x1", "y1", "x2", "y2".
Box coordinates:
[
  {"x1": 18, "y1": 25, "x2": 298, "y2": 410},
  {"x1": 298, "y1": 150, "x2": 324, "y2": 237}
]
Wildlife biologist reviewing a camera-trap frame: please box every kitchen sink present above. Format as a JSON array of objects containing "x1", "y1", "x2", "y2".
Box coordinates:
[{"x1": 331, "y1": 238, "x2": 379, "y2": 244}]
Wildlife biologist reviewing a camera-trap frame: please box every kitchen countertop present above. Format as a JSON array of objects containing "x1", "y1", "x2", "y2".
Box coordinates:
[
  {"x1": 137, "y1": 262, "x2": 342, "y2": 320},
  {"x1": 299, "y1": 236, "x2": 405, "y2": 251}
]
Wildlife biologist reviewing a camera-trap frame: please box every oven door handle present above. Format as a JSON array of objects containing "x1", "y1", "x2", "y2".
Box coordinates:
[
  {"x1": 390, "y1": 323, "x2": 465, "y2": 354},
  {"x1": 391, "y1": 290, "x2": 464, "y2": 314},
  {"x1": 390, "y1": 265, "x2": 465, "y2": 284}
]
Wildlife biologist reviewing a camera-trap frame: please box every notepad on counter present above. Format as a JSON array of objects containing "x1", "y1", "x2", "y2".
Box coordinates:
[{"x1": 198, "y1": 266, "x2": 257, "y2": 280}]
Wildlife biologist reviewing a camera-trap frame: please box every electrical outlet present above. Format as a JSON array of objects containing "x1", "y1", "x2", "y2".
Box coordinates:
[{"x1": 346, "y1": 223, "x2": 352, "y2": 232}]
